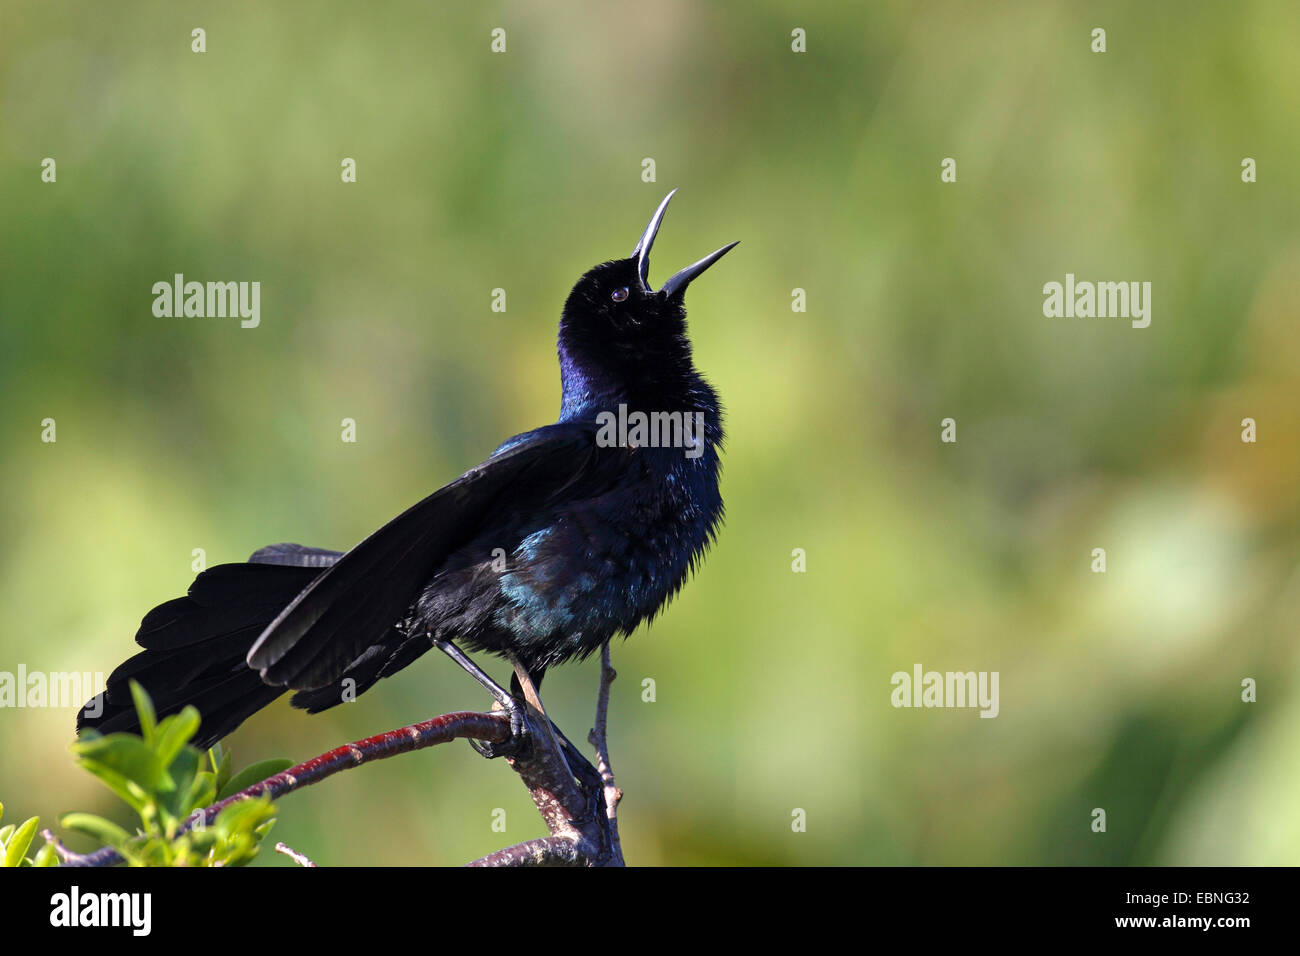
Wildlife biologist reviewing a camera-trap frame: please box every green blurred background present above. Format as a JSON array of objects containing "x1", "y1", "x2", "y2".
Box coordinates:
[{"x1": 2, "y1": 1, "x2": 1299, "y2": 865}]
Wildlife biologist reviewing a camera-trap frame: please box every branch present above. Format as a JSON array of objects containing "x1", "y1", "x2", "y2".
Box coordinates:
[
  {"x1": 59, "y1": 710, "x2": 510, "y2": 867},
  {"x1": 40, "y1": 828, "x2": 96, "y2": 866},
  {"x1": 274, "y1": 842, "x2": 318, "y2": 867},
  {"x1": 466, "y1": 835, "x2": 585, "y2": 867},
  {"x1": 587, "y1": 641, "x2": 624, "y2": 865},
  {"x1": 486, "y1": 644, "x2": 624, "y2": 866}
]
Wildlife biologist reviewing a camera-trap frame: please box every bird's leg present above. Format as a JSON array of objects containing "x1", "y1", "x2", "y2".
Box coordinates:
[
  {"x1": 508, "y1": 660, "x2": 605, "y2": 826},
  {"x1": 430, "y1": 638, "x2": 530, "y2": 759},
  {"x1": 430, "y1": 639, "x2": 601, "y2": 822},
  {"x1": 507, "y1": 654, "x2": 576, "y2": 782}
]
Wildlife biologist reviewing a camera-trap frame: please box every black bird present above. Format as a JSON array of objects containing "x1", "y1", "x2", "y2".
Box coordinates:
[{"x1": 78, "y1": 191, "x2": 734, "y2": 755}]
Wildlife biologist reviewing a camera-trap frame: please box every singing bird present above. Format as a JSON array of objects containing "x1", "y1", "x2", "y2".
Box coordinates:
[{"x1": 78, "y1": 191, "x2": 734, "y2": 756}]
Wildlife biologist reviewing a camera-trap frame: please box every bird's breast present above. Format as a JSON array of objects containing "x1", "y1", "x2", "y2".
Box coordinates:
[{"x1": 492, "y1": 452, "x2": 721, "y2": 660}]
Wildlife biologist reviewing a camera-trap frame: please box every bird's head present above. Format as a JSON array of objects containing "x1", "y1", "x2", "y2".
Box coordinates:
[{"x1": 558, "y1": 190, "x2": 737, "y2": 411}]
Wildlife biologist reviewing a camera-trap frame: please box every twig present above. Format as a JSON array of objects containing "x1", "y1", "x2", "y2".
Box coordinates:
[
  {"x1": 41, "y1": 828, "x2": 97, "y2": 866},
  {"x1": 60, "y1": 710, "x2": 510, "y2": 867},
  {"x1": 274, "y1": 842, "x2": 318, "y2": 867},
  {"x1": 587, "y1": 641, "x2": 624, "y2": 865}
]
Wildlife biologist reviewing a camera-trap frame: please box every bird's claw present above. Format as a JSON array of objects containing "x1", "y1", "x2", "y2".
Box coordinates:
[{"x1": 470, "y1": 695, "x2": 532, "y2": 760}]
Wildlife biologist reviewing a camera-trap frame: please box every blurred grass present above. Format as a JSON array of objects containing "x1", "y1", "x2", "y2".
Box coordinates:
[{"x1": 1, "y1": 0, "x2": 1298, "y2": 864}]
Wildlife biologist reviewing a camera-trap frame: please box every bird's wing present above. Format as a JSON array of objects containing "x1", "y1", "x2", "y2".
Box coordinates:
[{"x1": 245, "y1": 420, "x2": 621, "y2": 689}]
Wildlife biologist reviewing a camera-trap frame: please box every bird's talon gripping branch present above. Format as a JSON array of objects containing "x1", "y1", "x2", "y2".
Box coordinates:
[
  {"x1": 469, "y1": 696, "x2": 533, "y2": 760},
  {"x1": 428, "y1": 639, "x2": 536, "y2": 759}
]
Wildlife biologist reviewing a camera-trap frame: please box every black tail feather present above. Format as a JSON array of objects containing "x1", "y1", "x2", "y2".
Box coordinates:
[{"x1": 77, "y1": 560, "x2": 327, "y2": 749}]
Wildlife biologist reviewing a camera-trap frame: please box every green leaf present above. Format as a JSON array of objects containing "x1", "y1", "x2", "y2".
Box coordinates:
[
  {"x1": 184, "y1": 771, "x2": 217, "y2": 816},
  {"x1": 207, "y1": 742, "x2": 223, "y2": 772},
  {"x1": 0, "y1": 824, "x2": 13, "y2": 844},
  {"x1": 85, "y1": 762, "x2": 153, "y2": 812},
  {"x1": 209, "y1": 797, "x2": 277, "y2": 865},
  {"x1": 72, "y1": 733, "x2": 171, "y2": 797},
  {"x1": 217, "y1": 759, "x2": 292, "y2": 801},
  {"x1": 60, "y1": 813, "x2": 132, "y2": 850},
  {"x1": 128, "y1": 680, "x2": 157, "y2": 743},
  {"x1": 210, "y1": 746, "x2": 232, "y2": 793},
  {"x1": 154, "y1": 706, "x2": 201, "y2": 770},
  {"x1": 157, "y1": 747, "x2": 202, "y2": 822},
  {"x1": 2, "y1": 816, "x2": 39, "y2": 867},
  {"x1": 213, "y1": 797, "x2": 276, "y2": 837},
  {"x1": 33, "y1": 842, "x2": 59, "y2": 867}
]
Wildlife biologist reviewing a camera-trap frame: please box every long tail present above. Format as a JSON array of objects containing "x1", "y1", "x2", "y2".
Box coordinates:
[{"x1": 77, "y1": 545, "x2": 340, "y2": 750}]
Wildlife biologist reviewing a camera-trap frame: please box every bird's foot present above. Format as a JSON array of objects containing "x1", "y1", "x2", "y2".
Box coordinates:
[
  {"x1": 470, "y1": 695, "x2": 533, "y2": 760},
  {"x1": 428, "y1": 638, "x2": 534, "y2": 759}
]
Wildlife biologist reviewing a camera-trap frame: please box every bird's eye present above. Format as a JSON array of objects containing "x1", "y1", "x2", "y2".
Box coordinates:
[{"x1": 611, "y1": 287, "x2": 629, "y2": 302}]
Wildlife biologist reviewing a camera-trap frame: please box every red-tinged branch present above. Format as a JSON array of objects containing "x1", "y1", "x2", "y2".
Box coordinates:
[{"x1": 55, "y1": 710, "x2": 511, "y2": 867}]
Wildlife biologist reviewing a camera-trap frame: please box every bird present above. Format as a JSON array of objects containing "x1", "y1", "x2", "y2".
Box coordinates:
[{"x1": 77, "y1": 190, "x2": 735, "y2": 758}]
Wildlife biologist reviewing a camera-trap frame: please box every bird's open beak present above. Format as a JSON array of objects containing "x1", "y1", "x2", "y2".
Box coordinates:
[{"x1": 632, "y1": 189, "x2": 738, "y2": 297}]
